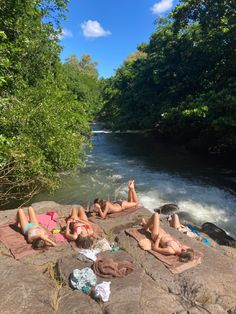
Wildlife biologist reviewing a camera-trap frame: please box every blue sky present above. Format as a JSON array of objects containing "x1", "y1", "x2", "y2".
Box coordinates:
[{"x1": 60, "y1": 0, "x2": 180, "y2": 78}]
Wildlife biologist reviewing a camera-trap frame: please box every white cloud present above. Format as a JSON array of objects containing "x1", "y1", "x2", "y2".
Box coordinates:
[
  {"x1": 151, "y1": 0, "x2": 174, "y2": 14},
  {"x1": 59, "y1": 28, "x2": 73, "y2": 39},
  {"x1": 81, "y1": 20, "x2": 111, "y2": 38}
]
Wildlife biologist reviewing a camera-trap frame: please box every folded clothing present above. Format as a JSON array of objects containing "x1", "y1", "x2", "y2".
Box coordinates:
[
  {"x1": 94, "y1": 281, "x2": 111, "y2": 302},
  {"x1": 93, "y1": 258, "x2": 134, "y2": 278}
]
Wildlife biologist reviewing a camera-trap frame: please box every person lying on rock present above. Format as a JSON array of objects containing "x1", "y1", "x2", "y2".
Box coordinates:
[
  {"x1": 17, "y1": 207, "x2": 56, "y2": 249},
  {"x1": 65, "y1": 207, "x2": 94, "y2": 249},
  {"x1": 141, "y1": 213, "x2": 194, "y2": 262},
  {"x1": 93, "y1": 180, "x2": 139, "y2": 219},
  {"x1": 167, "y1": 213, "x2": 199, "y2": 239}
]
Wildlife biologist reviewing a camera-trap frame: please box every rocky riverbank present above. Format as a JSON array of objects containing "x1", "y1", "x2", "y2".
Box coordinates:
[{"x1": 0, "y1": 201, "x2": 236, "y2": 314}]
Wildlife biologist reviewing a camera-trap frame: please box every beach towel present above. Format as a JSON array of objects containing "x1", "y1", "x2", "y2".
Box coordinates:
[
  {"x1": 0, "y1": 223, "x2": 35, "y2": 260},
  {"x1": 93, "y1": 257, "x2": 134, "y2": 278},
  {"x1": 37, "y1": 212, "x2": 66, "y2": 242},
  {"x1": 125, "y1": 227, "x2": 203, "y2": 274},
  {"x1": 0, "y1": 211, "x2": 66, "y2": 259}
]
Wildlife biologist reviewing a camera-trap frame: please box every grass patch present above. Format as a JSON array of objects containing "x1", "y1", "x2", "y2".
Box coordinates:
[{"x1": 46, "y1": 262, "x2": 65, "y2": 311}]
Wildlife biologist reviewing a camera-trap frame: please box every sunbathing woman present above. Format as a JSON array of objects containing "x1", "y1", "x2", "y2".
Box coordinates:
[
  {"x1": 17, "y1": 207, "x2": 56, "y2": 249},
  {"x1": 65, "y1": 207, "x2": 94, "y2": 249},
  {"x1": 93, "y1": 180, "x2": 139, "y2": 219},
  {"x1": 168, "y1": 213, "x2": 199, "y2": 239},
  {"x1": 141, "y1": 213, "x2": 194, "y2": 262}
]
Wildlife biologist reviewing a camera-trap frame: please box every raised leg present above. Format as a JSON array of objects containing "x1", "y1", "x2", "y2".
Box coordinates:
[
  {"x1": 127, "y1": 180, "x2": 138, "y2": 203},
  {"x1": 169, "y1": 214, "x2": 181, "y2": 229},
  {"x1": 28, "y1": 206, "x2": 39, "y2": 224},
  {"x1": 143, "y1": 213, "x2": 161, "y2": 240},
  {"x1": 70, "y1": 207, "x2": 80, "y2": 220},
  {"x1": 78, "y1": 207, "x2": 89, "y2": 222},
  {"x1": 17, "y1": 208, "x2": 29, "y2": 233},
  {"x1": 127, "y1": 180, "x2": 133, "y2": 202}
]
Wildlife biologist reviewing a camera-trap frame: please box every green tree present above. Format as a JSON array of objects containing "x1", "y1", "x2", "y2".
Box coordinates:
[
  {"x1": 0, "y1": 0, "x2": 94, "y2": 205},
  {"x1": 100, "y1": 0, "x2": 236, "y2": 155}
]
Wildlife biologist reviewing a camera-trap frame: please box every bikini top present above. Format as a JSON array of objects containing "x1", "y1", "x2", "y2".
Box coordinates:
[
  {"x1": 28, "y1": 228, "x2": 44, "y2": 239},
  {"x1": 73, "y1": 222, "x2": 93, "y2": 236}
]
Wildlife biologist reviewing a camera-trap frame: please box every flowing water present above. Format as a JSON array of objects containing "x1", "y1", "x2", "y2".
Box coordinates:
[{"x1": 33, "y1": 123, "x2": 236, "y2": 238}]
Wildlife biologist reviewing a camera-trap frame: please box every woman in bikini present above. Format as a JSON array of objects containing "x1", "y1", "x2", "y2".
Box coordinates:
[
  {"x1": 93, "y1": 180, "x2": 139, "y2": 219},
  {"x1": 17, "y1": 207, "x2": 56, "y2": 249},
  {"x1": 168, "y1": 213, "x2": 199, "y2": 239},
  {"x1": 65, "y1": 206, "x2": 94, "y2": 249},
  {"x1": 141, "y1": 213, "x2": 194, "y2": 262}
]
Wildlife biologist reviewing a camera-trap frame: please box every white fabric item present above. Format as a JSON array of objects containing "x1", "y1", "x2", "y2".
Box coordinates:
[
  {"x1": 94, "y1": 281, "x2": 111, "y2": 302},
  {"x1": 94, "y1": 238, "x2": 112, "y2": 252},
  {"x1": 78, "y1": 248, "x2": 101, "y2": 261}
]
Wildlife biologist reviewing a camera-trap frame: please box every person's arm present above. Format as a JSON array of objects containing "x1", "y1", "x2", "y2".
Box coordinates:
[
  {"x1": 65, "y1": 219, "x2": 77, "y2": 241},
  {"x1": 154, "y1": 246, "x2": 174, "y2": 255},
  {"x1": 97, "y1": 203, "x2": 109, "y2": 219},
  {"x1": 152, "y1": 235, "x2": 161, "y2": 251},
  {"x1": 152, "y1": 236, "x2": 174, "y2": 255},
  {"x1": 42, "y1": 235, "x2": 57, "y2": 247}
]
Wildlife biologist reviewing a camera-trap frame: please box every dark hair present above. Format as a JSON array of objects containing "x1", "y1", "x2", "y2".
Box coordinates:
[
  {"x1": 32, "y1": 238, "x2": 46, "y2": 250},
  {"x1": 94, "y1": 198, "x2": 106, "y2": 210},
  {"x1": 75, "y1": 234, "x2": 93, "y2": 249},
  {"x1": 179, "y1": 248, "x2": 194, "y2": 263}
]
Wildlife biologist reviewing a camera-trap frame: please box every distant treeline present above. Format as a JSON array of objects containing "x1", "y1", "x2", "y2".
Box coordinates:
[
  {"x1": 0, "y1": 0, "x2": 101, "y2": 204},
  {"x1": 100, "y1": 0, "x2": 236, "y2": 155}
]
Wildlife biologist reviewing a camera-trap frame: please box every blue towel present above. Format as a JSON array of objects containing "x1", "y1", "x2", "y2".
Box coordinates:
[
  {"x1": 186, "y1": 224, "x2": 200, "y2": 236},
  {"x1": 186, "y1": 224, "x2": 211, "y2": 246}
]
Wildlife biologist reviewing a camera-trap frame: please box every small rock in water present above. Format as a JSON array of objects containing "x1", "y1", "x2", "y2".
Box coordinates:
[{"x1": 154, "y1": 203, "x2": 179, "y2": 215}]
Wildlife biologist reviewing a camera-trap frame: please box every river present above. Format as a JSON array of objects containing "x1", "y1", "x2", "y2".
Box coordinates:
[{"x1": 33, "y1": 123, "x2": 236, "y2": 238}]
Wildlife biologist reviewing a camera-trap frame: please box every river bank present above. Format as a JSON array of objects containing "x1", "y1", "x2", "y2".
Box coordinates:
[{"x1": 1, "y1": 201, "x2": 236, "y2": 313}]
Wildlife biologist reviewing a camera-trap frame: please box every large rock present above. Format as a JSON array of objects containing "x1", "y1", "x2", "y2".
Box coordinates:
[
  {"x1": 0, "y1": 256, "x2": 55, "y2": 314},
  {"x1": 154, "y1": 203, "x2": 179, "y2": 215},
  {"x1": 116, "y1": 222, "x2": 236, "y2": 312},
  {"x1": 201, "y1": 222, "x2": 236, "y2": 248},
  {"x1": 58, "y1": 250, "x2": 184, "y2": 314},
  {"x1": 1, "y1": 201, "x2": 236, "y2": 314},
  {"x1": 58, "y1": 286, "x2": 101, "y2": 314}
]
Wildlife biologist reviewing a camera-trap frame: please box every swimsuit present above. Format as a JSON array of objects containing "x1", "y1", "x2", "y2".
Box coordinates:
[
  {"x1": 27, "y1": 228, "x2": 43, "y2": 239},
  {"x1": 23, "y1": 223, "x2": 37, "y2": 234},
  {"x1": 23, "y1": 223, "x2": 44, "y2": 240},
  {"x1": 166, "y1": 240, "x2": 179, "y2": 248},
  {"x1": 73, "y1": 223, "x2": 92, "y2": 236},
  {"x1": 114, "y1": 200, "x2": 123, "y2": 207}
]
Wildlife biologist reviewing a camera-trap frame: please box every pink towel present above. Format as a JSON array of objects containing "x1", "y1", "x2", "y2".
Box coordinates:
[{"x1": 37, "y1": 212, "x2": 66, "y2": 242}]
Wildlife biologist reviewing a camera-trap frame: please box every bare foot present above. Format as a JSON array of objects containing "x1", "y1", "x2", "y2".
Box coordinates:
[{"x1": 128, "y1": 179, "x2": 134, "y2": 189}]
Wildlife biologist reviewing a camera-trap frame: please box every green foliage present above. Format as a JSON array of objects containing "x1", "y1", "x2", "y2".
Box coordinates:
[
  {"x1": 0, "y1": 0, "x2": 96, "y2": 204},
  {"x1": 62, "y1": 54, "x2": 101, "y2": 119},
  {"x1": 100, "y1": 0, "x2": 236, "y2": 154}
]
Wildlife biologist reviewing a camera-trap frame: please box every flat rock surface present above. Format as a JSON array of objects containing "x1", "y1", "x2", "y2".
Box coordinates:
[
  {"x1": 0, "y1": 201, "x2": 236, "y2": 313},
  {"x1": 0, "y1": 256, "x2": 55, "y2": 314}
]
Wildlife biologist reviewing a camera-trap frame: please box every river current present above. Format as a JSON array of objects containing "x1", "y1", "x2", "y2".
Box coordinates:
[{"x1": 33, "y1": 124, "x2": 236, "y2": 238}]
